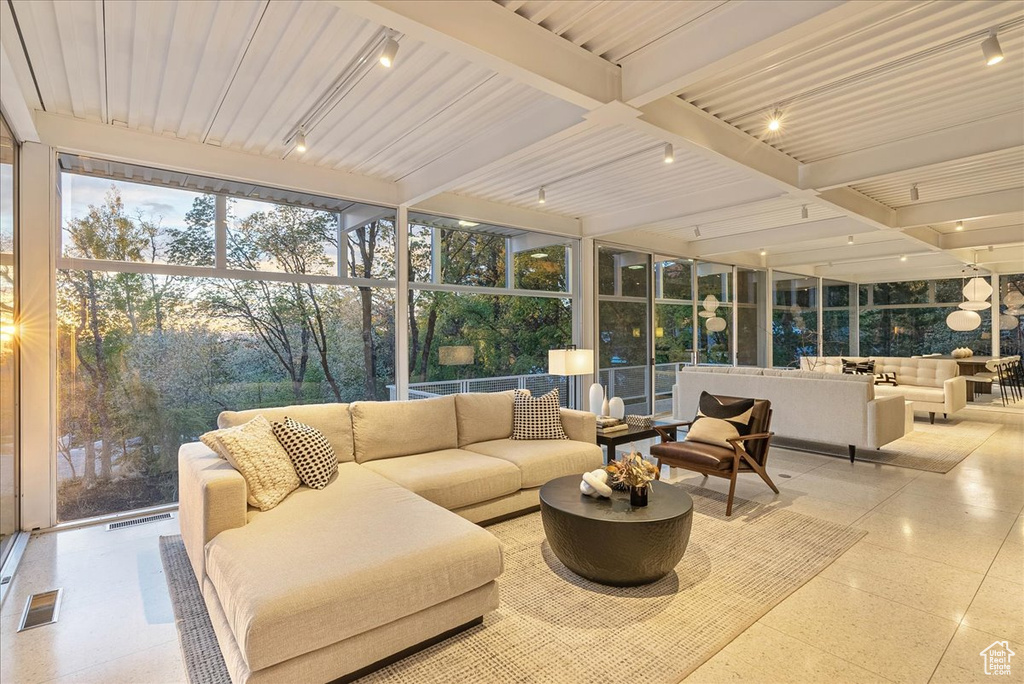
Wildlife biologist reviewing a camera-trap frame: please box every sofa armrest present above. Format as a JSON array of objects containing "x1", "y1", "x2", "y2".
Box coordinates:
[
  {"x1": 867, "y1": 395, "x2": 906, "y2": 448},
  {"x1": 560, "y1": 408, "x2": 597, "y2": 443},
  {"x1": 943, "y1": 376, "x2": 967, "y2": 415},
  {"x1": 178, "y1": 441, "x2": 248, "y2": 581}
]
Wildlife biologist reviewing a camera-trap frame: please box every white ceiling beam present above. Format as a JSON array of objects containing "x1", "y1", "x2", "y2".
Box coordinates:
[
  {"x1": 693, "y1": 216, "x2": 875, "y2": 257},
  {"x1": 896, "y1": 188, "x2": 1024, "y2": 228},
  {"x1": 340, "y1": 205, "x2": 394, "y2": 231},
  {"x1": 411, "y1": 191, "x2": 580, "y2": 238},
  {"x1": 35, "y1": 112, "x2": 399, "y2": 208},
  {"x1": 0, "y1": 12, "x2": 40, "y2": 143},
  {"x1": 939, "y1": 225, "x2": 1024, "y2": 250},
  {"x1": 949, "y1": 245, "x2": 1024, "y2": 269},
  {"x1": 334, "y1": 0, "x2": 621, "y2": 110},
  {"x1": 801, "y1": 113, "x2": 1024, "y2": 190},
  {"x1": 397, "y1": 98, "x2": 586, "y2": 205},
  {"x1": 815, "y1": 187, "x2": 895, "y2": 230},
  {"x1": 765, "y1": 239, "x2": 918, "y2": 269},
  {"x1": 900, "y1": 226, "x2": 943, "y2": 250},
  {"x1": 620, "y1": 0, "x2": 850, "y2": 107}
]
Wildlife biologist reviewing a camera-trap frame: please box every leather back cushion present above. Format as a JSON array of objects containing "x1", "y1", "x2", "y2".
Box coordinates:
[
  {"x1": 455, "y1": 391, "x2": 516, "y2": 447},
  {"x1": 351, "y1": 395, "x2": 458, "y2": 462},
  {"x1": 218, "y1": 403, "x2": 354, "y2": 463}
]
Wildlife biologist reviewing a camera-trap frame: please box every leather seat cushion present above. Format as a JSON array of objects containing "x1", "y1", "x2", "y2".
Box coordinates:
[{"x1": 650, "y1": 440, "x2": 735, "y2": 470}]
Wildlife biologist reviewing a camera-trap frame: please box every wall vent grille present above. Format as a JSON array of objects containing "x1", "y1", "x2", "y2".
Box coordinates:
[{"x1": 106, "y1": 512, "x2": 173, "y2": 531}]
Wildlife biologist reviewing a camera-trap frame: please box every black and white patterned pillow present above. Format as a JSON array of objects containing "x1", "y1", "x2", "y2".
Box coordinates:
[
  {"x1": 684, "y1": 392, "x2": 755, "y2": 451},
  {"x1": 874, "y1": 372, "x2": 899, "y2": 386},
  {"x1": 271, "y1": 417, "x2": 337, "y2": 489},
  {"x1": 842, "y1": 358, "x2": 875, "y2": 375},
  {"x1": 511, "y1": 389, "x2": 568, "y2": 440}
]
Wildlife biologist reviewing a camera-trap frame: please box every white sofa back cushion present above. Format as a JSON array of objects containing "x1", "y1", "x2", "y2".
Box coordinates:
[
  {"x1": 800, "y1": 356, "x2": 958, "y2": 388},
  {"x1": 351, "y1": 395, "x2": 458, "y2": 462},
  {"x1": 219, "y1": 403, "x2": 355, "y2": 463},
  {"x1": 454, "y1": 391, "x2": 516, "y2": 447}
]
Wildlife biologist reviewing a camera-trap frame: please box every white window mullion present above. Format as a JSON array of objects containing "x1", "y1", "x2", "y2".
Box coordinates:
[
  {"x1": 215, "y1": 194, "x2": 227, "y2": 270},
  {"x1": 396, "y1": 206, "x2": 410, "y2": 401}
]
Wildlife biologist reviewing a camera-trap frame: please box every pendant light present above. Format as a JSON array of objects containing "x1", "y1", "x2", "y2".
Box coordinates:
[
  {"x1": 946, "y1": 309, "x2": 982, "y2": 331},
  {"x1": 706, "y1": 316, "x2": 727, "y2": 332},
  {"x1": 963, "y1": 276, "x2": 993, "y2": 302}
]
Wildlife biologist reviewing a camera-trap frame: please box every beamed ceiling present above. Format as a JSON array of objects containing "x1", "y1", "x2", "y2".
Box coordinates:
[{"x1": 2, "y1": 0, "x2": 1022, "y2": 282}]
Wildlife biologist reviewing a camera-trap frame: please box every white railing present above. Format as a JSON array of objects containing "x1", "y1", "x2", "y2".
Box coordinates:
[{"x1": 389, "y1": 373, "x2": 568, "y2": 406}]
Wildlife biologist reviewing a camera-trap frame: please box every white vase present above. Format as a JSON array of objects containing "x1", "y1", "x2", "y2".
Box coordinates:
[
  {"x1": 601, "y1": 393, "x2": 610, "y2": 417},
  {"x1": 609, "y1": 396, "x2": 625, "y2": 420},
  {"x1": 588, "y1": 383, "x2": 605, "y2": 416}
]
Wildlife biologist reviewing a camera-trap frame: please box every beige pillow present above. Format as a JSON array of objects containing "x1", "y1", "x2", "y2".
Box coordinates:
[{"x1": 201, "y1": 415, "x2": 300, "y2": 511}]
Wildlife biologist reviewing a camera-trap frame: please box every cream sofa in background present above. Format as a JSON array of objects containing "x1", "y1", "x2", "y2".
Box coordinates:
[
  {"x1": 178, "y1": 392, "x2": 601, "y2": 684},
  {"x1": 800, "y1": 356, "x2": 967, "y2": 423},
  {"x1": 672, "y1": 366, "x2": 906, "y2": 461}
]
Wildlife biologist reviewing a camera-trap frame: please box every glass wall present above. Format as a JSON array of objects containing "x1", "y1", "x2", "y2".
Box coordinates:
[
  {"x1": 736, "y1": 268, "x2": 766, "y2": 366},
  {"x1": 998, "y1": 274, "x2": 1024, "y2": 356},
  {"x1": 0, "y1": 115, "x2": 18, "y2": 562},
  {"x1": 696, "y1": 262, "x2": 733, "y2": 365},
  {"x1": 654, "y1": 257, "x2": 694, "y2": 413},
  {"x1": 56, "y1": 155, "x2": 396, "y2": 522},
  {"x1": 407, "y1": 213, "x2": 573, "y2": 403},
  {"x1": 772, "y1": 272, "x2": 818, "y2": 367},
  {"x1": 822, "y1": 279, "x2": 856, "y2": 357},
  {"x1": 597, "y1": 247, "x2": 650, "y2": 415}
]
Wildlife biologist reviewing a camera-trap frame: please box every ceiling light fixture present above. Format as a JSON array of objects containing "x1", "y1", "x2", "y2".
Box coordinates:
[
  {"x1": 663, "y1": 143, "x2": 674, "y2": 164},
  {"x1": 847, "y1": 235, "x2": 854, "y2": 245},
  {"x1": 982, "y1": 30, "x2": 1004, "y2": 65},
  {"x1": 760, "y1": 248, "x2": 767, "y2": 256},
  {"x1": 457, "y1": 220, "x2": 479, "y2": 227},
  {"x1": 766, "y1": 107, "x2": 783, "y2": 132},
  {"x1": 531, "y1": 252, "x2": 548, "y2": 259},
  {"x1": 538, "y1": 187, "x2": 546, "y2": 204},
  {"x1": 801, "y1": 205, "x2": 808, "y2": 220},
  {"x1": 294, "y1": 128, "x2": 308, "y2": 154},
  {"x1": 910, "y1": 184, "x2": 919, "y2": 202},
  {"x1": 900, "y1": 255, "x2": 908, "y2": 262},
  {"x1": 694, "y1": 225, "x2": 702, "y2": 238},
  {"x1": 379, "y1": 32, "x2": 400, "y2": 68},
  {"x1": 955, "y1": 220, "x2": 964, "y2": 231}
]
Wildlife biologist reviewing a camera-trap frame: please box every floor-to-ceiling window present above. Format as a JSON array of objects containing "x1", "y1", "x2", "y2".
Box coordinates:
[
  {"x1": 0, "y1": 115, "x2": 19, "y2": 561},
  {"x1": 772, "y1": 272, "x2": 819, "y2": 368},
  {"x1": 597, "y1": 247, "x2": 650, "y2": 415},
  {"x1": 998, "y1": 274, "x2": 1024, "y2": 355},
  {"x1": 654, "y1": 257, "x2": 694, "y2": 413},
  {"x1": 736, "y1": 268, "x2": 766, "y2": 366},
  {"x1": 56, "y1": 154, "x2": 395, "y2": 522},
  {"x1": 822, "y1": 279, "x2": 856, "y2": 357},
  {"x1": 406, "y1": 213, "x2": 573, "y2": 402},
  {"x1": 696, "y1": 262, "x2": 732, "y2": 365}
]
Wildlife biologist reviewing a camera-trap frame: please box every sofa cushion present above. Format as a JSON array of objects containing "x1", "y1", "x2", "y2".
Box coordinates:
[
  {"x1": 465, "y1": 438, "x2": 603, "y2": 488},
  {"x1": 512, "y1": 389, "x2": 568, "y2": 440},
  {"x1": 360, "y1": 449, "x2": 521, "y2": 510},
  {"x1": 205, "y1": 463, "x2": 503, "y2": 672},
  {"x1": 218, "y1": 403, "x2": 355, "y2": 463},
  {"x1": 271, "y1": 417, "x2": 337, "y2": 489},
  {"x1": 874, "y1": 384, "x2": 945, "y2": 404},
  {"x1": 201, "y1": 416, "x2": 299, "y2": 511},
  {"x1": 351, "y1": 395, "x2": 458, "y2": 462},
  {"x1": 455, "y1": 391, "x2": 516, "y2": 447}
]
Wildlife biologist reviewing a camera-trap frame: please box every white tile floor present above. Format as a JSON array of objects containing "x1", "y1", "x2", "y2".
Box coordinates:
[{"x1": 0, "y1": 403, "x2": 1021, "y2": 684}]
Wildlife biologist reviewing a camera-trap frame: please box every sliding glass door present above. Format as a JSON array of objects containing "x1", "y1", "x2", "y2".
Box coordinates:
[
  {"x1": 0, "y1": 114, "x2": 19, "y2": 563},
  {"x1": 597, "y1": 247, "x2": 651, "y2": 415}
]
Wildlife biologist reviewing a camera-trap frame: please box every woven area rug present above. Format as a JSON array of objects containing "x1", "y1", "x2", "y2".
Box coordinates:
[
  {"x1": 161, "y1": 484, "x2": 863, "y2": 684},
  {"x1": 776, "y1": 418, "x2": 1001, "y2": 473}
]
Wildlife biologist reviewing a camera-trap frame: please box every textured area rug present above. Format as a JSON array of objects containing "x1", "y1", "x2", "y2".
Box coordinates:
[
  {"x1": 159, "y1": 536, "x2": 231, "y2": 684},
  {"x1": 776, "y1": 418, "x2": 1001, "y2": 473},
  {"x1": 159, "y1": 484, "x2": 865, "y2": 684}
]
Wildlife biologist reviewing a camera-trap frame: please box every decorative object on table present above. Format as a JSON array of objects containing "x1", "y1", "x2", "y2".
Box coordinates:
[
  {"x1": 588, "y1": 383, "x2": 605, "y2": 416},
  {"x1": 608, "y1": 396, "x2": 625, "y2": 419},
  {"x1": 951, "y1": 347, "x2": 974, "y2": 359},
  {"x1": 596, "y1": 417, "x2": 628, "y2": 435},
  {"x1": 511, "y1": 389, "x2": 568, "y2": 440},
  {"x1": 579, "y1": 469, "x2": 613, "y2": 498},
  {"x1": 547, "y1": 345, "x2": 594, "y2": 409},
  {"x1": 625, "y1": 414, "x2": 653, "y2": 429},
  {"x1": 601, "y1": 393, "x2": 610, "y2": 417},
  {"x1": 608, "y1": 449, "x2": 658, "y2": 507}
]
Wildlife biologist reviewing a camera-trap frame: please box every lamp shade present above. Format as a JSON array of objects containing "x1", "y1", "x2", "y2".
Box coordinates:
[
  {"x1": 962, "y1": 277, "x2": 993, "y2": 302},
  {"x1": 706, "y1": 316, "x2": 727, "y2": 332},
  {"x1": 946, "y1": 309, "x2": 981, "y2": 331},
  {"x1": 439, "y1": 345, "x2": 475, "y2": 366},
  {"x1": 702, "y1": 295, "x2": 719, "y2": 312},
  {"x1": 1004, "y1": 291, "x2": 1024, "y2": 309},
  {"x1": 998, "y1": 313, "x2": 1019, "y2": 330},
  {"x1": 957, "y1": 300, "x2": 991, "y2": 311},
  {"x1": 548, "y1": 348, "x2": 593, "y2": 376}
]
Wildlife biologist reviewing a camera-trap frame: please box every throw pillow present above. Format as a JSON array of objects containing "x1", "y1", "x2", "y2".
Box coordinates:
[
  {"x1": 683, "y1": 391, "x2": 755, "y2": 451},
  {"x1": 874, "y1": 372, "x2": 899, "y2": 386},
  {"x1": 271, "y1": 417, "x2": 337, "y2": 489},
  {"x1": 512, "y1": 389, "x2": 568, "y2": 440},
  {"x1": 201, "y1": 415, "x2": 300, "y2": 511},
  {"x1": 842, "y1": 358, "x2": 875, "y2": 375}
]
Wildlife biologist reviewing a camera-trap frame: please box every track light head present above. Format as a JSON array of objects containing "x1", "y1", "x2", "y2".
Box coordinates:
[
  {"x1": 910, "y1": 184, "x2": 919, "y2": 202},
  {"x1": 663, "y1": 142, "x2": 674, "y2": 164},
  {"x1": 900, "y1": 254, "x2": 908, "y2": 262},
  {"x1": 694, "y1": 225, "x2": 701, "y2": 238},
  {"x1": 538, "y1": 187, "x2": 546, "y2": 204},
  {"x1": 956, "y1": 220, "x2": 964, "y2": 231},
  {"x1": 295, "y1": 129, "x2": 308, "y2": 154},
  {"x1": 759, "y1": 247, "x2": 767, "y2": 256},
  {"x1": 379, "y1": 34, "x2": 400, "y2": 68},
  {"x1": 982, "y1": 30, "x2": 1003, "y2": 65},
  {"x1": 801, "y1": 205, "x2": 808, "y2": 220},
  {"x1": 847, "y1": 235, "x2": 854, "y2": 245},
  {"x1": 766, "y1": 107, "x2": 783, "y2": 133}
]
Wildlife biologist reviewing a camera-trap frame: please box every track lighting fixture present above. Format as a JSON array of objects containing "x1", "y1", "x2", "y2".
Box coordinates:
[
  {"x1": 458, "y1": 220, "x2": 479, "y2": 227},
  {"x1": 982, "y1": 30, "x2": 1003, "y2": 65},
  {"x1": 759, "y1": 248, "x2": 767, "y2": 256},
  {"x1": 956, "y1": 220, "x2": 964, "y2": 231},
  {"x1": 910, "y1": 184, "x2": 919, "y2": 202},
  {"x1": 847, "y1": 235, "x2": 854, "y2": 245},
  {"x1": 663, "y1": 143, "x2": 674, "y2": 164},
  {"x1": 801, "y1": 205, "x2": 808, "y2": 220},
  {"x1": 766, "y1": 107, "x2": 783, "y2": 133},
  {"x1": 694, "y1": 225, "x2": 701, "y2": 238},
  {"x1": 900, "y1": 255, "x2": 908, "y2": 262},
  {"x1": 379, "y1": 33, "x2": 400, "y2": 68},
  {"x1": 538, "y1": 187, "x2": 546, "y2": 204},
  {"x1": 294, "y1": 129, "x2": 307, "y2": 154}
]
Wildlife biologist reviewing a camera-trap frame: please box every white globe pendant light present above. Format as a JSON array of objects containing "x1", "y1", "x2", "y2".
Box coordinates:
[
  {"x1": 946, "y1": 309, "x2": 981, "y2": 332},
  {"x1": 706, "y1": 316, "x2": 727, "y2": 332},
  {"x1": 962, "y1": 277, "x2": 993, "y2": 302},
  {"x1": 998, "y1": 313, "x2": 1019, "y2": 330},
  {"x1": 958, "y1": 300, "x2": 991, "y2": 311},
  {"x1": 698, "y1": 310, "x2": 715, "y2": 318},
  {"x1": 1004, "y1": 291, "x2": 1024, "y2": 309},
  {"x1": 702, "y1": 295, "x2": 719, "y2": 312}
]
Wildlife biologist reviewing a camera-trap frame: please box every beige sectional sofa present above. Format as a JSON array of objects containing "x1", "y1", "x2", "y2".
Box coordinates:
[
  {"x1": 178, "y1": 392, "x2": 602, "y2": 684},
  {"x1": 800, "y1": 356, "x2": 966, "y2": 423}
]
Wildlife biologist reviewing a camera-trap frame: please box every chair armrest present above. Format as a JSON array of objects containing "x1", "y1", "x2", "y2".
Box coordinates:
[
  {"x1": 654, "y1": 421, "x2": 693, "y2": 441},
  {"x1": 727, "y1": 431, "x2": 774, "y2": 443},
  {"x1": 178, "y1": 442, "x2": 248, "y2": 581},
  {"x1": 943, "y1": 376, "x2": 967, "y2": 414},
  {"x1": 867, "y1": 395, "x2": 906, "y2": 448},
  {"x1": 559, "y1": 408, "x2": 597, "y2": 443}
]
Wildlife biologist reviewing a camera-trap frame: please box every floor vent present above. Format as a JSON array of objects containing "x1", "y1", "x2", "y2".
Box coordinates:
[
  {"x1": 106, "y1": 512, "x2": 174, "y2": 531},
  {"x1": 19, "y1": 589, "x2": 62, "y2": 631}
]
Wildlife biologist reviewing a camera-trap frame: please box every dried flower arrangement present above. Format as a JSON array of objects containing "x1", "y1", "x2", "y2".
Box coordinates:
[{"x1": 605, "y1": 447, "x2": 658, "y2": 490}]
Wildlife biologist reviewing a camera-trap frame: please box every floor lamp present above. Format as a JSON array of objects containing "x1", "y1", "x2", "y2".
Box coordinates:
[{"x1": 548, "y1": 345, "x2": 594, "y2": 410}]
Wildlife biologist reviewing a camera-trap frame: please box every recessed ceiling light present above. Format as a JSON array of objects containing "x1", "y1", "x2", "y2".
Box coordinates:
[
  {"x1": 955, "y1": 220, "x2": 964, "y2": 231},
  {"x1": 663, "y1": 143, "x2": 674, "y2": 164},
  {"x1": 295, "y1": 129, "x2": 307, "y2": 154},
  {"x1": 538, "y1": 187, "x2": 546, "y2": 204},
  {"x1": 458, "y1": 220, "x2": 479, "y2": 227},
  {"x1": 379, "y1": 34, "x2": 400, "y2": 68},
  {"x1": 982, "y1": 30, "x2": 1003, "y2": 65},
  {"x1": 531, "y1": 252, "x2": 548, "y2": 259}
]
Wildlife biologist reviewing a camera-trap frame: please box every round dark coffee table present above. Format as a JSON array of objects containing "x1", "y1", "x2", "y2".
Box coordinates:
[{"x1": 539, "y1": 475, "x2": 693, "y2": 586}]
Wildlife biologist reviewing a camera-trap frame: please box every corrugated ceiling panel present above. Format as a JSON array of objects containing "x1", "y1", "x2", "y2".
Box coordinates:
[
  {"x1": 853, "y1": 148, "x2": 1024, "y2": 209},
  {"x1": 494, "y1": 0, "x2": 723, "y2": 64},
  {"x1": 639, "y1": 198, "x2": 842, "y2": 239},
  {"x1": 452, "y1": 124, "x2": 749, "y2": 217},
  {"x1": 681, "y1": 1, "x2": 1024, "y2": 162}
]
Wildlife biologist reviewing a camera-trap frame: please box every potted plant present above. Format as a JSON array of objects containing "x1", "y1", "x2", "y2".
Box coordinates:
[{"x1": 607, "y1": 449, "x2": 658, "y2": 507}]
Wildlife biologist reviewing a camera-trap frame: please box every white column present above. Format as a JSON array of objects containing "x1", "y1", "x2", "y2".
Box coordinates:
[
  {"x1": 991, "y1": 273, "x2": 1000, "y2": 358},
  {"x1": 816, "y1": 277, "x2": 824, "y2": 357},
  {"x1": 19, "y1": 142, "x2": 56, "y2": 530},
  {"x1": 579, "y1": 237, "x2": 595, "y2": 410},
  {"x1": 764, "y1": 268, "x2": 774, "y2": 367},
  {"x1": 395, "y1": 206, "x2": 410, "y2": 401}
]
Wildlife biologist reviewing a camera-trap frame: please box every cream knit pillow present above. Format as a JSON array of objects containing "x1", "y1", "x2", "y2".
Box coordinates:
[{"x1": 201, "y1": 415, "x2": 299, "y2": 511}]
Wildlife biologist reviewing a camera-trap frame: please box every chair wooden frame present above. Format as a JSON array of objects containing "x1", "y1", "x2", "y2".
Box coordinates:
[{"x1": 652, "y1": 420, "x2": 778, "y2": 516}]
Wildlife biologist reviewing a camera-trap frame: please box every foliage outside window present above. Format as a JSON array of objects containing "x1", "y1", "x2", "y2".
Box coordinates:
[
  {"x1": 0, "y1": 114, "x2": 18, "y2": 562},
  {"x1": 998, "y1": 274, "x2": 1023, "y2": 356},
  {"x1": 822, "y1": 280, "x2": 855, "y2": 357},
  {"x1": 772, "y1": 272, "x2": 818, "y2": 368},
  {"x1": 736, "y1": 268, "x2": 766, "y2": 366},
  {"x1": 57, "y1": 161, "x2": 395, "y2": 522},
  {"x1": 697, "y1": 263, "x2": 732, "y2": 365}
]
